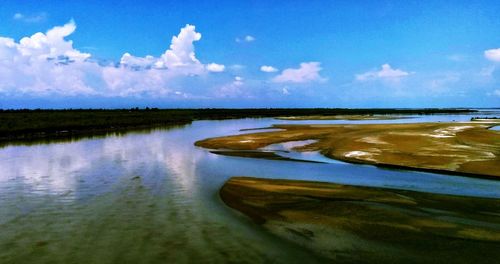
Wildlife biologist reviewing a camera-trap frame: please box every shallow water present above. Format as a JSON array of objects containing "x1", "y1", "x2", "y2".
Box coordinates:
[{"x1": 0, "y1": 111, "x2": 499, "y2": 263}]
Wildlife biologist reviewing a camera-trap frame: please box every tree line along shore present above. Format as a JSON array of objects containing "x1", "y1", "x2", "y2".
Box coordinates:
[{"x1": 0, "y1": 108, "x2": 476, "y2": 142}]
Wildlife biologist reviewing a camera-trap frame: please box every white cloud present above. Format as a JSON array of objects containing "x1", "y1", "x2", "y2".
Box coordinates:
[
  {"x1": 120, "y1": 53, "x2": 156, "y2": 69},
  {"x1": 13, "y1": 13, "x2": 23, "y2": 19},
  {"x1": 234, "y1": 76, "x2": 244, "y2": 85},
  {"x1": 13, "y1": 12, "x2": 47, "y2": 23},
  {"x1": 356, "y1": 64, "x2": 409, "y2": 81},
  {"x1": 485, "y1": 48, "x2": 500, "y2": 62},
  {"x1": 0, "y1": 20, "x2": 95, "y2": 96},
  {"x1": 0, "y1": 21, "x2": 225, "y2": 98},
  {"x1": 101, "y1": 66, "x2": 174, "y2": 97},
  {"x1": 206, "y1": 63, "x2": 225, "y2": 72},
  {"x1": 104, "y1": 24, "x2": 225, "y2": 96},
  {"x1": 215, "y1": 76, "x2": 247, "y2": 98},
  {"x1": 272, "y1": 62, "x2": 325, "y2": 83},
  {"x1": 120, "y1": 24, "x2": 206, "y2": 76},
  {"x1": 17, "y1": 19, "x2": 90, "y2": 62},
  {"x1": 245, "y1": 35, "x2": 255, "y2": 42},
  {"x1": 235, "y1": 35, "x2": 255, "y2": 43},
  {"x1": 494, "y1": 89, "x2": 500, "y2": 97},
  {"x1": 260, "y1": 65, "x2": 278, "y2": 72},
  {"x1": 159, "y1": 24, "x2": 202, "y2": 69}
]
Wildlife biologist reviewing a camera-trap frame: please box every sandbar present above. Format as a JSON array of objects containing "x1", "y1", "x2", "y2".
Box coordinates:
[
  {"x1": 196, "y1": 121, "x2": 500, "y2": 178},
  {"x1": 220, "y1": 177, "x2": 500, "y2": 262}
]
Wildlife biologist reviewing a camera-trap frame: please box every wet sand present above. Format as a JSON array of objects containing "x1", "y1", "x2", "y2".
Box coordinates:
[
  {"x1": 220, "y1": 177, "x2": 500, "y2": 263},
  {"x1": 196, "y1": 121, "x2": 500, "y2": 179},
  {"x1": 276, "y1": 115, "x2": 409, "y2": 121}
]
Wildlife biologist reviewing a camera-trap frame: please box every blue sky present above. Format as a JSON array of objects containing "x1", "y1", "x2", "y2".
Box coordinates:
[{"x1": 1, "y1": 0, "x2": 499, "y2": 108}]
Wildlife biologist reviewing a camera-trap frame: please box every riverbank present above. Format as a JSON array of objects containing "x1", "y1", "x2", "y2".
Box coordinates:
[
  {"x1": 196, "y1": 121, "x2": 500, "y2": 179},
  {"x1": 220, "y1": 177, "x2": 500, "y2": 263},
  {"x1": 0, "y1": 108, "x2": 476, "y2": 143}
]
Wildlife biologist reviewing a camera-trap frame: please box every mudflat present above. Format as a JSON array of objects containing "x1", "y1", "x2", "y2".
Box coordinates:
[
  {"x1": 220, "y1": 177, "x2": 500, "y2": 263},
  {"x1": 196, "y1": 121, "x2": 500, "y2": 178},
  {"x1": 276, "y1": 115, "x2": 408, "y2": 120}
]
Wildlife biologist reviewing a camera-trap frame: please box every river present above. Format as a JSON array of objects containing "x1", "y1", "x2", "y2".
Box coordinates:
[{"x1": 0, "y1": 111, "x2": 499, "y2": 263}]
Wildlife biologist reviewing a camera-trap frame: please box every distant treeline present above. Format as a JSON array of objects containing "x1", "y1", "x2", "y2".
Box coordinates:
[
  {"x1": 470, "y1": 116, "x2": 499, "y2": 120},
  {"x1": 0, "y1": 108, "x2": 476, "y2": 142}
]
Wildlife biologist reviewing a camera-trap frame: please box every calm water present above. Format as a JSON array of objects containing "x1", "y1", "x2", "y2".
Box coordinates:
[{"x1": 0, "y1": 112, "x2": 499, "y2": 263}]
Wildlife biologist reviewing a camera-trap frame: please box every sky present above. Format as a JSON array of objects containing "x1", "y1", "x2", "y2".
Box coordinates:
[{"x1": 0, "y1": 0, "x2": 499, "y2": 108}]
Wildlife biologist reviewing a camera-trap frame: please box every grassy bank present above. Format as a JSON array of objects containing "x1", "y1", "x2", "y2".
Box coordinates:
[{"x1": 0, "y1": 108, "x2": 475, "y2": 142}]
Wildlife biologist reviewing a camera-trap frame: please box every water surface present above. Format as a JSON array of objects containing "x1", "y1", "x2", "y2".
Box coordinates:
[{"x1": 1, "y1": 112, "x2": 499, "y2": 263}]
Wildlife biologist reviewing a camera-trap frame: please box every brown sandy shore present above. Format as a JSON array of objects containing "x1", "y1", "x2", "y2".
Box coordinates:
[
  {"x1": 195, "y1": 121, "x2": 500, "y2": 179},
  {"x1": 221, "y1": 177, "x2": 500, "y2": 263},
  {"x1": 276, "y1": 115, "x2": 410, "y2": 120}
]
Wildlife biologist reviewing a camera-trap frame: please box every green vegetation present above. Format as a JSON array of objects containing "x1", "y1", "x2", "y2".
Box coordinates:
[
  {"x1": 0, "y1": 109, "x2": 191, "y2": 142},
  {"x1": 0, "y1": 108, "x2": 476, "y2": 142}
]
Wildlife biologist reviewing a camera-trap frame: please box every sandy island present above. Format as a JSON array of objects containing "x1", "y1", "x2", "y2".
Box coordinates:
[
  {"x1": 195, "y1": 121, "x2": 500, "y2": 179},
  {"x1": 276, "y1": 115, "x2": 409, "y2": 121},
  {"x1": 221, "y1": 177, "x2": 500, "y2": 262}
]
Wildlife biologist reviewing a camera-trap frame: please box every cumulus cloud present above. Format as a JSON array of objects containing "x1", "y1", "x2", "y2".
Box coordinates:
[
  {"x1": 484, "y1": 48, "x2": 500, "y2": 62},
  {"x1": 13, "y1": 12, "x2": 47, "y2": 23},
  {"x1": 120, "y1": 53, "x2": 156, "y2": 70},
  {"x1": 206, "y1": 63, "x2": 225, "y2": 72},
  {"x1": 106, "y1": 24, "x2": 225, "y2": 95},
  {"x1": 14, "y1": 19, "x2": 90, "y2": 62},
  {"x1": 158, "y1": 25, "x2": 202, "y2": 69},
  {"x1": 260, "y1": 65, "x2": 278, "y2": 73},
  {"x1": 118, "y1": 24, "x2": 226, "y2": 76},
  {"x1": 0, "y1": 21, "x2": 225, "y2": 98},
  {"x1": 119, "y1": 24, "x2": 207, "y2": 75},
  {"x1": 272, "y1": 62, "x2": 325, "y2": 83},
  {"x1": 0, "y1": 20, "x2": 95, "y2": 96},
  {"x1": 355, "y1": 64, "x2": 409, "y2": 81},
  {"x1": 235, "y1": 35, "x2": 255, "y2": 43}
]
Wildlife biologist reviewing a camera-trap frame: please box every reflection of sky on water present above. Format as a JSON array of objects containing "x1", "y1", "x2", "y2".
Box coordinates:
[{"x1": 0, "y1": 130, "x2": 199, "y2": 202}]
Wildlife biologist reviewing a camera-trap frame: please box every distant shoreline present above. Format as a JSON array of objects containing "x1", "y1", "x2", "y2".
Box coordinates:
[{"x1": 0, "y1": 108, "x2": 477, "y2": 143}]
